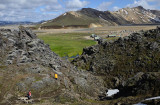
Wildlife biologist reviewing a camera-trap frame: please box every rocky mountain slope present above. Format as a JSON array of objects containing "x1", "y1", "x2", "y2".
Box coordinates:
[
  {"x1": 72, "y1": 27, "x2": 160, "y2": 104},
  {"x1": 113, "y1": 6, "x2": 160, "y2": 24},
  {"x1": 151, "y1": 10, "x2": 160, "y2": 17},
  {"x1": 0, "y1": 26, "x2": 106, "y2": 104},
  {"x1": 38, "y1": 8, "x2": 130, "y2": 29},
  {"x1": 38, "y1": 6, "x2": 160, "y2": 29}
]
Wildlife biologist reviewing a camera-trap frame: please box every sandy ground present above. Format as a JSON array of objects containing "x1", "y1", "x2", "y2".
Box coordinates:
[
  {"x1": 84, "y1": 36, "x2": 93, "y2": 40},
  {"x1": 0, "y1": 25, "x2": 158, "y2": 36},
  {"x1": 34, "y1": 25, "x2": 158, "y2": 37},
  {"x1": 0, "y1": 25, "x2": 34, "y2": 30}
]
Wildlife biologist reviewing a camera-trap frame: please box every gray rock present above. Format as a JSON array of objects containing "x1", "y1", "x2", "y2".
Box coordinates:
[
  {"x1": 31, "y1": 81, "x2": 45, "y2": 90},
  {"x1": 42, "y1": 76, "x2": 56, "y2": 86},
  {"x1": 19, "y1": 56, "x2": 30, "y2": 63},
  {"x1": 27, "y1": 40, "x2": 37, "y2": 48},
  {"x1": 157, "y1": 26, "x2": 160, "y2": 30},
  {"x1": 6, "y1": 60, "x2": 13, "y2": 64},
  {"x1": 74, "y1": 76, "x2": 88, "y2": 87},
  {"x1": 19, "y1": 26, "x2": 37, "y2": 39},
  {"x1": 7, "y1": 51, "x2": 17, "y2": 60},
  {"x1": 114, "y1": 102, "x2": 122, "y2": 105},
  {"x1": 24, "y1": 77, "x2": 35, "y2": 85},
  {"x1": 17, "y1": 82, "x2": 26, "y2": 91},
  {"x1": 149, "y1": 42, "x2": 159, "y2": 50},
  {"x1": 24, "y1": 66, "x2": 44, "y2": 73},
  {"x1": 118, "y1": 72, "x2": 160, "y2": 97}
]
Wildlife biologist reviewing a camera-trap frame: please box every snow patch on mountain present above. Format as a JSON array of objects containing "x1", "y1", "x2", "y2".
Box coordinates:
[
  {"x1": 41, "y1": 22, "x2": 47, "y2": 24},
  {"x1": 63, "y1": 13, "x2": 67, "y2": 16},
  {"x1": 124, "y1": 10, "x2": 128, "y2": 15},
  {"x1": 153, "y1": 17, "x2": 160, "y2": 22}
]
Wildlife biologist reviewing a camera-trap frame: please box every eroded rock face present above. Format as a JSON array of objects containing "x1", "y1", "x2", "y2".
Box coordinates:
[
  {"x1": 1, "y1": 26, "x2": 160, "y2": 104},
  {"x1": 0, "y1": 26, "x2": 62, "y2": 70},
  {"x1": 72, "y1": 27, "x2": 160, "y2": 102},
  {"x1": 0, "y1": 26, "x2": 105, "y2": 104},
  {"x1": 117, "y1": 72, "x2": 160, "y2": 97}
]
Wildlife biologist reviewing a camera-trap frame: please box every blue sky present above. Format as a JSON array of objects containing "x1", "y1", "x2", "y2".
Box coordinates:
[{"x1": 0, "y1": 0, "x2": 159, "y2": 22}]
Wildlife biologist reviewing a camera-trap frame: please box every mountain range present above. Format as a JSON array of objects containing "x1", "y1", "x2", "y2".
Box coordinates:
[
  {"x1": 38, "y1": 6, "x2": 160, "y2": 29},
  {"x1": 0, "y1": 21, "x2": 33, "y2": 26}
]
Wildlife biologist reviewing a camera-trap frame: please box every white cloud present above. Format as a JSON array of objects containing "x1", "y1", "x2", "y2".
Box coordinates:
[
  {"x1": 126, "y1": 0, "x2": 159, "y2": 10},
  {"x1": 147, "y1": 0, "x2": 155, "y2": 1},
  {"x1": 0, "y1": 4, "x2": 6, "y2": 9},
  {"x1": 97, "y1": 2, "x2": 112, "y2": 11},
  {"x1": 0, "y1": 10, "x2": 59, "y2": 22},
  {"x1": 113, "y1": 6, "x2": 120, "y2": 11},
  {"x1": 0, "y1": 0, "x2": 59, "y2": 9},
  {"x1": 0, "y1": 0, "x2": 63, "y2": 22},
  {"x1": 41, "y1": 5, "x2": 63, "y2": 12},
  {"x1": 0, "y1": 12, "x2": 4, "y2": 17},
  {"x1": 65, "y1": 0, "x2": 89, "y2": 10}
]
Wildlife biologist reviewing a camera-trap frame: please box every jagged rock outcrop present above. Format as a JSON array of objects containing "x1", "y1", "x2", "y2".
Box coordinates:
[
  {"x1": 118, "y1": 72, "x2": 160, "y2": 97},
  {"x1": 1, "y1": 26, "x2": 160, "y2": 104},
  {"x1": 72, "y1": 27, "x2": 160, "y2": 104},
  {"x1": 0, "y1": 26, "x2": 62, "y2": 69},
  {"x1": 0, "y1": 26, "x2": 105, "y2": 104}
]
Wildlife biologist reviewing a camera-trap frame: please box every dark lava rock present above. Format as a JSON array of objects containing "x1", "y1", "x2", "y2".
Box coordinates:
[
  {"x1": 117, "y1": 72, "x2": 160, "y2": 97},
  {"x1": 72, "y1": 28, "x2": 160, "y2": 76},
  {"x1": 157, "y1": 26, "x2": 160, "y2": 30},
  {"x1": 143, "y1": 99, "x2": 160, "y2": 105},
  {"x1": 72, "y1": 28, "x2": 160, "y2": 102}
]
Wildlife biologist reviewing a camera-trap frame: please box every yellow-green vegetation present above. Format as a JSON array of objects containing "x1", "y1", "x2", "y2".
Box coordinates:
[{"x1": 38, "y1": 33, "x2": 96, "y2": 57}]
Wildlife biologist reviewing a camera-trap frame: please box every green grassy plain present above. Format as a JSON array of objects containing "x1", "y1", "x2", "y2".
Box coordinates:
[{"x1": 37, "y1": 33, "x2": 96, "y2": 57}]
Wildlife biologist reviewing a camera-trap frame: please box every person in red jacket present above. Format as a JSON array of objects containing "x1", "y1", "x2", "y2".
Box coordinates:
[{"x1": 28, "y1": 90, "x2": 31, "y2": 99}]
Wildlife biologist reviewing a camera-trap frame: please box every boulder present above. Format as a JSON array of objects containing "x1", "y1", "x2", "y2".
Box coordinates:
[
  {"x1": 118, "y1": 72, "x2": 160, "y2": 97},
  {"x1": 149, "y1": 42, "x2": 159, "y2": 50},
  {"x1": 19, "y1": 26, "x2": 37, "y2": 39},
  {"x1": 31, "y1": 81, "x2": 45, "y2": 90},
  {"x1": 17, "y1": 82, "x2": 26, "y2": 91},
  {"x1": 157, "y1": 26, "x2": 160, "y2": 30}
]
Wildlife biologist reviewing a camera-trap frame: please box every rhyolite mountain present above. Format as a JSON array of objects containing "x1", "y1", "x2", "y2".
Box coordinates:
[
  {"x1": 38, "y1": 6, "x2": 160, "y2": 29},
  {"x1": 113, "y1": 6, "x2": 160, "y2": 24}
]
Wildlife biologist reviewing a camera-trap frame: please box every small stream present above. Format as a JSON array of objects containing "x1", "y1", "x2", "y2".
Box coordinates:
[{"x1": 63, "y1": 54, "x2": 79, "y2": 59}]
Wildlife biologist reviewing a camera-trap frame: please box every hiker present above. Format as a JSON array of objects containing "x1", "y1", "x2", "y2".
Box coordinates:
[
  {"x1": 27, "y1": 90, "x2": 31, "y2": 99},
  {"x1": 55, "y1": 73, "x2": 58, "y2": 80}
]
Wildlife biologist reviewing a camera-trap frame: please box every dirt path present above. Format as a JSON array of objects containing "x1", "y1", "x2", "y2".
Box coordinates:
[
  {"x1": 0, "y1": 25, "x2": 157, "y2": 35},
  {"x1": 84, "y1": 36, "x2": 93, "y2": 40}
]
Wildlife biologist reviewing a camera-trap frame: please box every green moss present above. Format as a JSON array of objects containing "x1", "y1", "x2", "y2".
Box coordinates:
[
  {"x1": 34, "y1": 76, "x2": 42, "y2": 82},
  {"x1": 0, "y1": 66, "x2": 6, "y2": 69}
]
